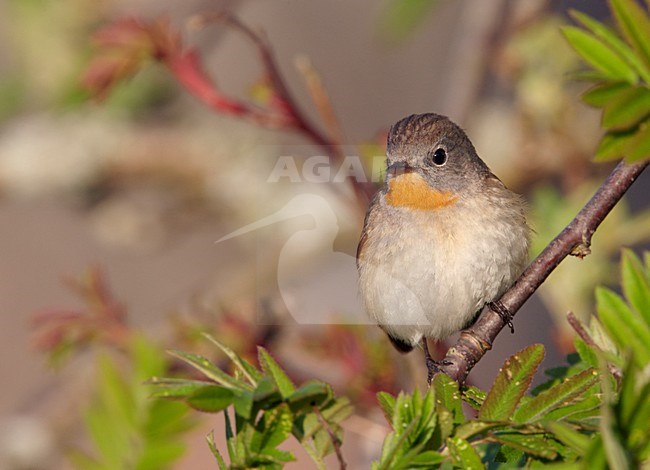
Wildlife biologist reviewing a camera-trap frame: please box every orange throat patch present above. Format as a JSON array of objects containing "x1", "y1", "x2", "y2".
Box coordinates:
[{"x1": 385, "y1": 173, "x2": 458, "y2": 210}]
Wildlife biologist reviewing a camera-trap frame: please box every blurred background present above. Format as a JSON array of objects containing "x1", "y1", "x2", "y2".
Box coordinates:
[{"x1": 0, "y1": 0, "x2": 648, "y2": 468}]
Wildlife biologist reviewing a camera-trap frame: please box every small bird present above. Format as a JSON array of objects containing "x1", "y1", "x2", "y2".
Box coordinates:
[{"x1": 357, "y1": 113, "x2": 530, "y2": 371}]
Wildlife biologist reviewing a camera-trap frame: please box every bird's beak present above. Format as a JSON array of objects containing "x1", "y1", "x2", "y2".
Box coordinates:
[{"x1": 387, "y1": 161, "x2": 413, "y2": 178}]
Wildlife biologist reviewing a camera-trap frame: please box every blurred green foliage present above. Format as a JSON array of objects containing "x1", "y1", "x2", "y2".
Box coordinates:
[
  {"x1": 562, "y1": 0, "x2": 650, "y2": 162},
  {"x1": 69, "y1": 335, "x2": 195, "y2": 469},
  {"x1": 377, "y1": 0, "x2": 440, "y2": 42}
]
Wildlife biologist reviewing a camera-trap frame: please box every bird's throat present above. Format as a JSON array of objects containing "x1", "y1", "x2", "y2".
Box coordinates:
[{"x1": 386, "y1": 173, "x2": 457, "y2": 210}]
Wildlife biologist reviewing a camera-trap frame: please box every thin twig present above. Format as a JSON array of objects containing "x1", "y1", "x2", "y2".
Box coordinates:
[
  {"x1": 567, "y1": 312, "x2": 622, "y2": 381},
  {"x1": 208, "y1": 13, "x2": 376, "y2": 207},
  {"x1": 294, "y1": 55, "x2": 345, "y2": 146},
  {"x1": 438, "y1": 159, "x2": 648, "y2": 384},
  {"x1": 566, "y1": 311, "x2": 597, "y2": 348},
  {"x1": 312, "y1": 405, "x2": 347, "y2": 470}
]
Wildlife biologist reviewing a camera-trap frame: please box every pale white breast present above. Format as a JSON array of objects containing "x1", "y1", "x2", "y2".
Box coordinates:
[{"x1": 358, "y1": 189, "x2": 529, "y2": 346}]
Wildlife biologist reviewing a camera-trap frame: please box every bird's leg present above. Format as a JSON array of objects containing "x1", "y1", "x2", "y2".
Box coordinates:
[
  {"x1": 422, "y1": 338, "x2": 439, "y2": 383},
  {"x1": 422, "y1": 338, "x2": 452, "y2": 383},
  {"x1": 489, "y1": 300, "x2": 515, "y2": 334}
]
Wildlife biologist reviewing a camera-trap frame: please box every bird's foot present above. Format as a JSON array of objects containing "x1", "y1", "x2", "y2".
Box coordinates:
[
  {"x1": 422, "y1": 339, "x2": 451, "y2": 383},
  {"x1": 489, "y1": 300, "x2": 514, "y2": 334}
]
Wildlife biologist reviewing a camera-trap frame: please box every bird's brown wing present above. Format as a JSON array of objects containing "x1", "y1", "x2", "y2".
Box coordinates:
[
  {"x1": 356, "y1": 193, "x2": 381, "y2": 268},
  {"x1": 356, "y1": 217, "x2": 370, "y2": 269}
]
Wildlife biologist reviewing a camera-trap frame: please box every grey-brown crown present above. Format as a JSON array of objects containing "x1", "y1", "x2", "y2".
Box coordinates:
[
  {"x1": 387, "y1": 113, "x2": 475, "y2": 156},
  {"x1": 385, "y1": 113, "x2": 492, "y2": 193}
]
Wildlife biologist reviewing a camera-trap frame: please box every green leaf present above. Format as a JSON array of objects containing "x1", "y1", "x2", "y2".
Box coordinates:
[
  {"x1": 543, "y1": 393, "x2": 602, "y2": 422},
  {"x1": 298, "y1": 397, "x2": 349, "y2": 462},
  {"x1": 455, "y1": 421, "x2": 505, "y2": 441},
  {"x1": 436, "y1": 405, "x2": 454, "y2": 444},
  {"x1": 148, "y1": 378, "x2": 216, "y2": 399},
  {"x1": 391, "y1": 391, "x2": 409, "y2": 433},
  {"x1": 259, "y1": 404, "x2": 293, "y2": 451},
  {"x1": 462, "y1": 386, "x2": 486, "y2": 411},
  {"x1": 624, "y1": 119, "x2": 650, "y2": 162},
  {"x1": 432, "y1": 373, "x2": 464, "y2": 424},
  {"x1": 299, "y1": 397, "x2": 352, "y2": 443},
  {"x1": 562, "y1": 26, "x2": 638, "y2": 82},
  {"x1": 570, "y1": 70, "x2": 618, "y2": 82},
  {"x1": 513, "y1": 368, "x2": 599, "y2": 423},
  {"x1": 239, "y1": 426, "x2": 258, "y2": 456},
  {"x1": 302, "y1": 443, "x2": 327, "y2": 470},
  {"x1": 84, "y1": 355, "x2": 135, "y2": 467},
  {"x1": 375, "y1": 390, "x2": 435, "y2": 470},
  {"x1": 318, "y1": 396, "x2": 353, "y2": 424},
  {"x1": 207, "y1": 432, "x2": 228, "y2": 469},
  {"x1": 288, "y1": 381, "x2": 331, "y2": 412},
  {"x1": 97, "y1": 353, "x2": 136, "y2": 428},
  {"x1": 376, "y1": 420, "x2": 419, "y2": 470},
  {"x1": 202, "y1": 333, "x2": 262, "y2": 385},
  {"x1": 377, "y1": 391, "x2": 396, "y2": 423},
  {"x1": 544, "y1": 421, "x2": 591, "y2": 454},
  {"x1": 168, "y1": 350, "x2": 244, "y2": 390},
  {"x1": 390, "y1": 446, "x2": 438, "y2": 470},
  {"x1": 233, "y1": 390, "x2": 254, "y2": 419},
  {"x1": 581, "y1": 82, "x2": 630, "y2": 108},
  {"x1": 253, "y1": 376, "x2": 278, "y2": 401},
  {"x1": 617, "y1": 360, "x2": 638, "y2": 429},
  {"x1": 610, "y1": 0, "x2": 650, "y2": 69},
  {"x1": 136, "y1": 440, "x2": 186, "y2": 470},
  {"x1": 621, "y1": 249, "x2": 650, "y2": 321},
  {"x1": 491, "y1": 432, "x2": 559, "y2": 459},
  {"x1": 602, "y1": 86, "x2": 650, "y2": 130},
  {"x1": 186, "y1": 385, "x2": 235, "y2": 412},
  {"x1": 494, "y1": 445, "x2": 525, "y2": 465},
  {"x1": 256, "y1": 447, "x2": 295, "y2": 465},
  {"x1": 574, "y1": 338, "x2": 599, "y2": 368},
  {"x1": 447, "y1": 436, "x2": 484, "y2": 469},
  {"x1": 597, "y1": 287, "x2": 650, "y2": 366},
  {"x1": 312, "y1": 424, "x2": 341, "y2": 463},
  {"x1": 252, "y1": 377, "x2": 283, "y2": 412},
  {"x1": 408, "y1": 450, "x2": 445, "y2": 466},
  {"x1": 593, "y1": 126, "x2": 639, "y2": 161},
  {"x1": 131, "y1": 334, "x2": 166, "y2": 381},
  {"x1": 84, "y1": 401, "x2": 127, "y2": 467},
  {"x1": 585, "y1": 437, "x2": 610, "y2": 468},
  {"x1": 257, "y1": 347, "x2": 295, "y2": 399},
  {"x1": 479, "y1": 344, "x2": 545, "y2": 421},
  {"x1": 224, "y1": 408, "x2": 234, "y2": 440},
  {"x1": 618, "y1": 359, "x2": 650, "y2": 443},
  {"x1": 571, "y1": 10, "x2": 650, "y2": 83},
  {"x1": 417, "y1": 387, "x2": 438, "y2": 440},
  {"x1": 67, "y1": 450, "x2": 102, "y2": 470},
  {"x1": 145, "y1": 398, "x2": 192, "y2": 435},
  {"x1": 600, "y1": 361, "x2": 632, "y2": 470}
]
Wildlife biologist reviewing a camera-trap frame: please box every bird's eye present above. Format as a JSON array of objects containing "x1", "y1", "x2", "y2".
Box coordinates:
[{"x1": 427, "y1": 148, "x2": 447, "y2": 166}]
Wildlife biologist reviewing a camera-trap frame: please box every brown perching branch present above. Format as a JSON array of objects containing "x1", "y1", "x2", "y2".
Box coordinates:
[{"x1": 438, "y1": 160, "x2": 648, "y2": 384}]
